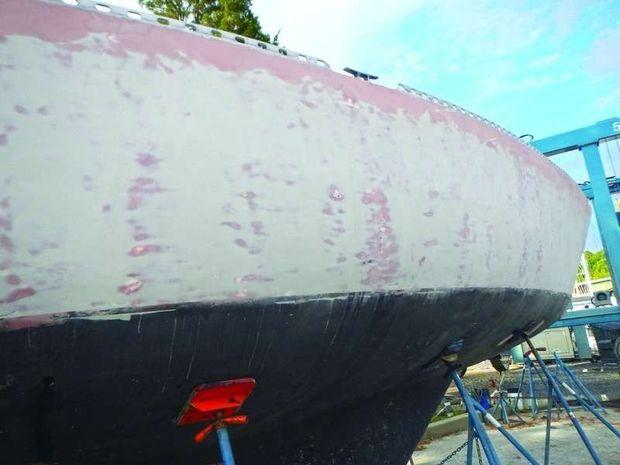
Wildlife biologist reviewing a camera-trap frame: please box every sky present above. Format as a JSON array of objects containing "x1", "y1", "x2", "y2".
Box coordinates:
[{"x1": 93, "y1": 0, "x2": 620, "y2": 250}]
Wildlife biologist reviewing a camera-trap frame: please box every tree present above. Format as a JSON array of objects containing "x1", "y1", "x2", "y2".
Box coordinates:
[
  {"x1": 584, "y1": 250, "x2": 610, "y2": 280},
  {"x1": 139, "y1": 0, "x2": 271, "y2": 42}
]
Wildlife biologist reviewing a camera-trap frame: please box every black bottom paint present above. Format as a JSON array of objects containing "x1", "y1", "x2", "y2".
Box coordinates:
[{"x1": 0, "y1": 288, "x2": 568, "y2": 464}]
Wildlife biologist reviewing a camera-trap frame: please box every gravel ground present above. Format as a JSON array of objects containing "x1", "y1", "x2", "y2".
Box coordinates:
[
  {"x1": 412, "y1": 406, "x2": 620, "y2": 464},
  {"x1": 460, "y1": 361, "x2": 620, "y2": 402}
]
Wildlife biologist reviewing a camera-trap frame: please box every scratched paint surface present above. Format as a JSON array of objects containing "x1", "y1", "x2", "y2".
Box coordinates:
[{"x1": 0, "y1": 0, "x2": 589, "y2": 318}]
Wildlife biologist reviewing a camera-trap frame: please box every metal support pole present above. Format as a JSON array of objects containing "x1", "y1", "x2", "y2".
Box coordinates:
[
  {"x1": 450, "y1": 369, "x2": 502, "y2": 465},
  {"x1": 554, "y1": 372, "x2": 620, "y2": 439},
  {"x1": 526, "y1": 359, "x2": 538, "y2": 416},
  {"x1": 466, "y1": 419, "x2": 474, "y2": 465},
  {"x1": 544, "y1": 384, "x2": 553, "y2": 465},
  {"x1": 515, "y1": 367, "x2": 526, "y2": 412},
  {"x1": 582, "y1": 143, "x2": 620, "y2": 293},
  {"x1": 553, "y1": 353, "x2": 605, "y2": 411},
  {"x1": 573, "y1": 326, "x2": 593, "y2": 360},
  {"x1": 521, "y1": 333, "x2": 604, "y2": 465},
  {"x1": 470, "y1": 398, "x2": 540, "y2": 465},
  {"x1": 216, "y1": 427, "x2": 236, "y2": 465}
]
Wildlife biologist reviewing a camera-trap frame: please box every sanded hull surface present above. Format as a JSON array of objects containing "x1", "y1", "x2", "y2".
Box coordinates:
[{"x1": 0, "y1": 0, "x2": 590, "y2": 464}]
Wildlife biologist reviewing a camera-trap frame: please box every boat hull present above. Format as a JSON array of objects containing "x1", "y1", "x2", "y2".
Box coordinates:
[
  {"x1": 0, "y1": 287, "x2": 568, "y2": 464},
  {"x1": 0, "y1": 0, "x2": 589, "y2": 463}
]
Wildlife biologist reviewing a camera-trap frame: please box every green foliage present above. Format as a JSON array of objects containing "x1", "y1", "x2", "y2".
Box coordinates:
[
  {"x1": 139, "y1": 0, "x2": 271, "y2": 42},
  {"x1": 584, "y1": 250, "x2": 610, "y2": 279}
]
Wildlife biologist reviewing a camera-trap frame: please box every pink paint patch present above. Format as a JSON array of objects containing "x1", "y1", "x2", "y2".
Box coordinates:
[
  {"x1": 0, "y1": 134, "x2": 7, "y2": 146},
  {"x1": 251, "y1": 221, "x2": 267, "y2": 236},
  {"x1": 458, "y1": 213, "x2": 472, "y2": 241},
  {"x1": 226, "y1": 290, "x2": 257, "y2": 301},
  {"x1": 0, "y1": 313, "x2": 62, "y2": 331},
  {"x1": 127, "y1": 195, "x2": 142, "y2": 210},
  {"x1": 136, "y1": 152, "x2": 161, "y2": 168},
  {"x1": 0, "y1": 234, "x2": 14, "y2": 252},
  {"x1": 0, "y1": 197, "x2": 10, "y2": 209},
  {"x1": 358, "y1": 188, "x2": 400, "y2": 286},
  {"x1": 53, "y1": 51, "x2": 72, "y2": 67},
  {"x1": 234, "y1": 274, "x2": 273, "y2": 283},
  {"x1": 322, "y1": 205, "x2": 334, "y2": 215},
  {"x1": 0, "y1": 216, "x2": 11, "y2": 230},
  {"x1": 362, "y1": 189, "x2": 387, "y2": 205},
  {"x1": 128, "y1": 244, "x2": 162, "y2": 256},
  {"x1": 5, "y1": 274, "x2": 21, "y2": 285},
  {"x1": 221, "y1": 221, "x2": 242, "y2": 230},
  {"x1": 13, "y1": 104, "x2": 27, "y2": 114},
  {"x1": 133, "y1": 232, "x2": 150, "y2": 241},
  {"x1": 234, "y1": 238, "x2": 248, "y2": 248},
  {"x1": 0, "y1": 259, "x2": 11, "y2": 270},
  {"x1": 130, "y1": 177, "x2": 165, "y2": 193},
  {"x1": 241, "y1": 191, "x2": 258, "y2": 211},
  {"x1": 3, "y1": 286, "x2": 36, "y2": 303},
  {"x1": 127, "y1": 177, "x2": 164, "y2": 210},
  {"x1": 328, "y1": 184, "x2": 344, "y2": 201},
  {"x1": 117, "y1": 279, "x2": 143, "y2": 295}
]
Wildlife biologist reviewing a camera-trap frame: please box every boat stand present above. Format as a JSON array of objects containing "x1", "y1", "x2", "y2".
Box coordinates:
[
  {"x1": 176, "y1": 378, "x2": 256, "y2": 465},
  {"x1": 514, "y1": 351, "x2": 549, "y2": 417},
  {"x1": 553, "y1": 353, "x2": 606, "y2": 413},
  {"x1": 440, "y1": 341, "x2": 541, "y2": 465},
  {"x1": 489, "y1": 372, "x2": 526, "y2": 425},
  {"x1": 517, "y1": 331, "x2": 620, "y2": 465}
]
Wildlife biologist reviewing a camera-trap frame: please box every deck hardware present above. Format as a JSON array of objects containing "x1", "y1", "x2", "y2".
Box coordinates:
[{"x1": 343, "y1": 67, "x2": 378, "y2": 81}]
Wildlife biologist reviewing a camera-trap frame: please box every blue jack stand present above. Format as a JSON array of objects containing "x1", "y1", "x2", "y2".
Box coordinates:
[
  {"x1": 216, "y1": 427, "x2": 236, "y2": 465},
  {"x1": 553, "y1": 352, "x2": 606, "y2": 413},
  {"x1": 518, "y1": 331, "x2": 620, "y2": 465},
  {"x1": 514, "y1": 351, "x2": 548, "y2": 417},
  {"x1": 489, "y1": 372, "x2": 525, "y2": 425},
  {"x1": 441, "y1": 341, "x2": 541, "y2": 465}
]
